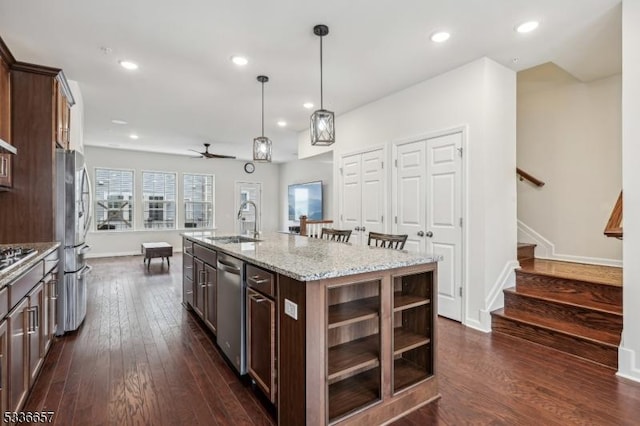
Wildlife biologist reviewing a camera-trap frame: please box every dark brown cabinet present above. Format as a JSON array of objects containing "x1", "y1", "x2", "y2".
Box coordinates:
[
  {"x1": 246, "y1": 263, "x2": 277, "y2": 403},
  {"x1": 0, "y1": 37, "x2": 14, "y2": 189},
  {"x1": 8, "y1": 297, "x2": 28, "y2": 413},
  {"x1": 28, "y1": 282, "x2": 45, "y2": 385},
  {"x1": 191, "y1": 243, "x2": 217, "y2": 335},
  {"x1": 0, "y1": 319, "x2": 8, "y2": 416},
  {"x1": 0, "y1": 57, "x2": 74, "y2": 243},
  {"x1": 43, "y1": 266, "x2": 58, "y2": 353},
  {"x1": 204, "y1": 263, "x2": 217, "y2": 333}
]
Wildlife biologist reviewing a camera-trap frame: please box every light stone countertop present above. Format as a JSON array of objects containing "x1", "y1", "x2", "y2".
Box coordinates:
[
  {"x1": 0, "y1": 242, "x2": 60, "y2": 288},
  {"x1": 183, "y1": 231, "x2": 440, "y2": 281}
]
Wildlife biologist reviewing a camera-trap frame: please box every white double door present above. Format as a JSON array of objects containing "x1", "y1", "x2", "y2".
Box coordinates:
[
  {"x1": 394, "y1": 132, "x2": 463, "y2": 321},
  {"x1": 340, "y1": 149, "x2": 385, "y2": 246}
]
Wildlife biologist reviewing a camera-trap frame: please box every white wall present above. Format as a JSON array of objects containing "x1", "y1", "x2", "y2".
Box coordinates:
[
  {"x1": 517, "y1": 63, "x2": 622, "y2": 264},
  {"x1": 619, "y1": 0, "x2": 640, "y2": 383},
  {"x1": 278, "y1": 153, "x2": 333, "y2": 231},
  {"x1": 298, "y1": 57, "x2": 517, "y2": 331},
  {"x1": 84, "y1": 146, "x2": 280, "y2": 257}
]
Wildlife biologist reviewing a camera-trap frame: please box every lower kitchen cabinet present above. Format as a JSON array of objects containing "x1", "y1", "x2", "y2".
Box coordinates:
[
  {"x1": 204, "y1": 263, "x2": 217, "y2": 333},
  {"x1": 183, "y1": 252, "x2": 194, "y2": 308},
  {"x1": 28, "y1": 282, "x2": 45, "y2": 385},
  {"x1": 193, "y1": 258, "x2": 206, "y2": 319},
  {"x1": 247, "y1": 288, "x2": 276, "y2": 403},
  {"x1": 44, "y1": 267, "x2": 58, "y2": 353},
  {"x1": 0, "y1": 319, "x2": 8, "y2": 416},
  {"x1": 8, "y1": 297, "x2": 28, "y2": 413}
]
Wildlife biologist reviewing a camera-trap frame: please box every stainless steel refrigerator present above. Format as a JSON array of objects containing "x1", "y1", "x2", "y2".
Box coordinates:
[{"x1": 56, "y1": 149, "x2": 92, "y2": 335}]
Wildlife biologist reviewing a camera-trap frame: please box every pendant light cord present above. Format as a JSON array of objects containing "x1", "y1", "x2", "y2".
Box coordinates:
[
  {"x1": 320, "y1": 35, "x2": 324, "y2": 110},
  {"x1": 261, "y1": 81, "x2": 265, "y2": 137}
]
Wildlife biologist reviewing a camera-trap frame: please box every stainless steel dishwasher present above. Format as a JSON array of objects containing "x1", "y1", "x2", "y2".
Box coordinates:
[{"x1": 216, "y1": 252, "x2": 246, "y2": 375}]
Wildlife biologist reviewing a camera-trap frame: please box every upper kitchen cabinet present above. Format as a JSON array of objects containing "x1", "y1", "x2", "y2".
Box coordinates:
[
  {"x1": 0, "y1": 36, "x2": 15, "y2": 189},
  {"x1": 0, "y1": 58, "x2": 74, "y2": 243}
]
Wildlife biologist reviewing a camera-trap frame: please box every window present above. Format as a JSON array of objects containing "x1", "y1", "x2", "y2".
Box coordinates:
[
  {"x1": 184, "y1": 174, "x2": 214, "y2": 228},
  {"x1": 142, "y1": 171, "x2": 176, "y2": 229},
  {"x1": 95, "y1": 168, "x2": 134, "y2": 231}
]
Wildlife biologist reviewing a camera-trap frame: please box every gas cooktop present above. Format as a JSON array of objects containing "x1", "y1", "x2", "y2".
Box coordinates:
[{"x1": 0, "y1": 246, "x2": 38, "y2": 273}]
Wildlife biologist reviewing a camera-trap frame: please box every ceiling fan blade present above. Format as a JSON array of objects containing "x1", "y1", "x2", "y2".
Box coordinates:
[
  {"x1": 188, "y1": 149, "x2": 202, "y2": 154},
  {"x1": 208, "y1": 154, "x2": 237, "y2": 159}
]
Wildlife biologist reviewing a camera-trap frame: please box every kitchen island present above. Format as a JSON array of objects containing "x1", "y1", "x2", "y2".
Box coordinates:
[{"x1": 183, "y1": 232, "x2": 440, "y2": 425}]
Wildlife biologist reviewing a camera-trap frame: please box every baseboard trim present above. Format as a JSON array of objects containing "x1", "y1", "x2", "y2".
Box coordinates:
[
  {"x1": 517, "y1": 220, "x2": 622, "y2": 267},
  {"x1": 485, "y1": 260, "x2": 519, "y2": 313},
  {"x1": 464, "y1": 317, "x2": 491, "y2": 333},
  {"x1": 617, "y1": 346, "x2": 640, "y2": 383},
  {"x1": 86, "y1": 249, "x2": 180, "y2": 259}
]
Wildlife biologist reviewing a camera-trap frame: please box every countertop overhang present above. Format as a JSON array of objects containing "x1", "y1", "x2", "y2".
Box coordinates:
[
  {"x1": 0, "y1": 242, "x2": 60, "y2": 288},
  {"x1": 183, "y1": 231, "x2": 441, "y2": 281}
]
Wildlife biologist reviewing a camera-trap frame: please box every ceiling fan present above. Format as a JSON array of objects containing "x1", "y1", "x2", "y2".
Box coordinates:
[{"x1": 189, "y1": 143, "x2": 236, "y2": 159}]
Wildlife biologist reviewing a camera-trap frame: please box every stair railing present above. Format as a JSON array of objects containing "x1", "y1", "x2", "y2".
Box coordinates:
[
  {"x1": 604, "y1": 191, "x2": 623, "y2": 239},
  {"x1": 516, "y1": 168, "x2": 545, "y2": 187}
]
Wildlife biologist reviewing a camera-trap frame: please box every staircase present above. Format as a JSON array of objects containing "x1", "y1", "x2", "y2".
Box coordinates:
[{"x1": 491, "y1": 243, "x2": 623, "y2": 369}]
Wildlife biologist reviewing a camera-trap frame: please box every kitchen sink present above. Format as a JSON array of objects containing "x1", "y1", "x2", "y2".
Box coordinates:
[{"x1": 206, "y1": 235, "x2": 261, "y2": 244}]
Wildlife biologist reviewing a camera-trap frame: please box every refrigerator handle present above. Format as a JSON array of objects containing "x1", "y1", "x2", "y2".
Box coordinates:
[{"x1": 82, "y1": 165, "x2": 93, "y2": 238}]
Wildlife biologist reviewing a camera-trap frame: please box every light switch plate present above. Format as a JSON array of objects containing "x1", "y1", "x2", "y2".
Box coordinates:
[{"x1": 284, "y1": 298, "x2": 298, "y2": 320}]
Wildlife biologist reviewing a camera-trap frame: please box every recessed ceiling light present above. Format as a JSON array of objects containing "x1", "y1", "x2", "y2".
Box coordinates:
[
  {"x1": 277, "y1": 120, "x2": 287, "y2": 127},
  {"x1": 303, "y1": 102, "x2": 314, "y2": 109},
  {"x1": 516, "y1": 21, "x2": 539, "y2": 33},
  {"x1": 430, "y1": 31, "x2": 451, "y2": 43},
  {"x1": 111, "y1": 119, "x2": 128, "y2": 125},
  {"x1": 231, "y1": 56, "x2": 248, "y2": 66},
  {"x1": 129, "y1": 134, "x2": 139, "y2": 140},
  {"x1": 119, "y1": 60, "x2": 139, "y2": 70}
]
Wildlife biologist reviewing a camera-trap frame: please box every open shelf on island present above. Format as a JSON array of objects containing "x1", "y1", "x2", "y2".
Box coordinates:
[
  {"x1": 393, "y1": 357, "x2": 430, "y2": 392},
  {"x1": 394, "y1": 327, "x2": 430, "y2": 355},
  {"x1": 328, "y1": 296, "x2": 379, "y2": 329},
  {"x1": 328, "y1": 367, "x2": 381, "y2": 423},
  {"x1": 394, "y1": 292, "x2": 430, "y2": 312},
  {"x1": 328, "y1": 333, "x2": 380, "y2": 380}
]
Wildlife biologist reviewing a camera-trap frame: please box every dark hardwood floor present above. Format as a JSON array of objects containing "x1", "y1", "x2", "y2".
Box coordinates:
[{"x1": 24, "y1": 256, "x2": 640, "y2": 425}]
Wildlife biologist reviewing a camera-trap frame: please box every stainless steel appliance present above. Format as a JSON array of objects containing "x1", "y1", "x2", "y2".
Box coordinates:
[
  {"x1": 56, "y1": 149, "x2": 92, "y2": 335},
  {"x1": 0, "y1": 246, "x2": 37, "y2": 272},
  {"x1": 216, "y1": 252, "x2": 246, "y2": 374}
]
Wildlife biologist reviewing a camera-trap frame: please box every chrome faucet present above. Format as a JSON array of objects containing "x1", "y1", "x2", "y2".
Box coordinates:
[{"x1": 237, "y1": 200, "x2": 259, "y2": 237}]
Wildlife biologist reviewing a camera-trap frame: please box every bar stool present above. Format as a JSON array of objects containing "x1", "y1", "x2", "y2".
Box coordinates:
[
  {"x1": 367, "y1": 232, "x2": 408, "y2": 250},
  {"x1": 320, "y1": 228, "x2": 352, "y2": 243}
]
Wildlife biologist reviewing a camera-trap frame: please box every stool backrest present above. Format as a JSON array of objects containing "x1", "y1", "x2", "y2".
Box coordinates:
[
  {"x1": 367, "y1": 232, "x2": 408, "y2": 250},
  {"x1": 320, "y1": 228, "x2": 352, "y2": 243}
]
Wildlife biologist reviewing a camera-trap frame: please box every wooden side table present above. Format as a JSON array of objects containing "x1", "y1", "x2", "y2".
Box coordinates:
[{"x1": 141, "y1": 242, "x2": 173, "y2": 270}]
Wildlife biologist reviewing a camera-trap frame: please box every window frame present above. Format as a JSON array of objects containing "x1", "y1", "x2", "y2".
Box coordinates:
[
  {"x1": 141, "y1": 169, "x2": 178, "y2": 231},
  {"x1": 94, "y1": 167, "x2": 136, "y2": 232},
  {"x1": 183, "y1": 173, "x2": 215, "y2": 230}
]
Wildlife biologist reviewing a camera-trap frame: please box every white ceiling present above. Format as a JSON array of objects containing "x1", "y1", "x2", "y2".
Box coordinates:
[{"x1": 0, "y1": 0, "x2": 621, "y2": 162}]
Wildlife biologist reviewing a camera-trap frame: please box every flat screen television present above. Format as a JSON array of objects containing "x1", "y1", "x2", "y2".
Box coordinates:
[{"x1": 288, "y1": 181, "x2": 323, "y2": 221}]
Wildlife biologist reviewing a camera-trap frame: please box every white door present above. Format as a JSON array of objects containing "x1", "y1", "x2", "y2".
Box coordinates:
[
  {"x1": 426, "y1": 133, "x2": 462, "y2": 321},
  {"x1": 395, "y1": 142, "x2": 426, "y2": 253},
  {"x1": 340, "y1": 149, "x2": 385, "y2": 245},
  {"x1": 235, "y1": 182, "x2": 262, "y2": 235},
  {"x1": 394, "y1": 132, "x2": 463, "y2": 321},
  {"x1": 360, "y1": 150, "x2": 385, "y2": 242}
]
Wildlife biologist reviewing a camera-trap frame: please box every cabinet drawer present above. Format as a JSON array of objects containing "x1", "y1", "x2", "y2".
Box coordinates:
[
  {"x1": 9, "y1": 261, "x2": 43, "y2": 307},
  {"x1": 184, "y1": 239, "x2": 194, "y2": 255},
  {"x1": 193, "y1": 244, "x2": 216, "y2": 266},
  {"x1": 246, "y1": 264, "x2": 275, "y2": 298},
  {"x1": 183, "y1": 253, "x2": 193, "y2": 281},
  {"x1": 43, "y1": 249, "x2": 59, "y2": 276},
  {"x1": 0, "y1": 287, "x2": 7, "y2": 319}
]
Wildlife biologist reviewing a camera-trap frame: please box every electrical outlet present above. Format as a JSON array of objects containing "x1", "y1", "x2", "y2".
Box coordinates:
[{"x1": 284, "y1": 299, "x2": 298, "y2": 320}]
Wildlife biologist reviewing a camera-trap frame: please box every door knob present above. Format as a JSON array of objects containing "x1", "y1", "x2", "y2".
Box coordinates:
[
  {"x1": 417, "y1": 231, "x2": 424, "y2": 237},
  {"x1": 361, "y1": 226, "x2": 366, "y2": 232},
  {"x1": 354, "y1": 226, "x2": 361, "y2": 231},
  {"x1": 426, "y1": 231, "x2": 433, "y2": 238}
]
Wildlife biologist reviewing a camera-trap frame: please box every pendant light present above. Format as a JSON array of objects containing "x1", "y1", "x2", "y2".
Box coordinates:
[
  {"x1": 310, "y1": 24, "x2": 335, "y2": 146},
  {"x1": 253, "y1": 75, "x2": 272, "y2": 162}
]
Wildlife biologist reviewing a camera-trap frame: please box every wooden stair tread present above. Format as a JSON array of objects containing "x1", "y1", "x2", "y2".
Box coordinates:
[
  {"x1": 504, "y1": 287, "x2": 622, "y2": 316},
  {"x1": 518, "y1": 259, "x2": 622, "y2": 287},
  {"x1": 491, "y1": 310, "x2": 618, "y2": 369},
  {"x1": 517, "y1": 243, "x2": 536, "y2": 249},
  {"x1": 495, "y1": 306, "x2": 620, "y2": 346}
]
